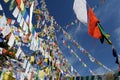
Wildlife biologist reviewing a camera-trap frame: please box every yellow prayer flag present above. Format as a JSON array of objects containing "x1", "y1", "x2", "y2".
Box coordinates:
[
  {"x1": 20, "y1": 0, "x2": 24, "y2": 11},
  {"x1": 45, "y1": 67, "x2": 50, "y2": 75},
  {"x1": 4, "y1": 0, "x2": 9, "y2": 3},
  {"x1": 33, "y1": 9, "x2": 41, "y2": 14},
  {"x1": 30, "y1": 56, "x2": 35, "y2": 63},
  {"x1": 39, "y1": 70, "x2": 44, "y2": 79},
  {"x1": 0, "y1": 15, "x2": 3, "y2": 18},
  {"x1": 3, "y1": 71, "x2": 13, "y2": 80},
  {"x1": 44, "y1": 58, "x2": 48, "y2": 63}
]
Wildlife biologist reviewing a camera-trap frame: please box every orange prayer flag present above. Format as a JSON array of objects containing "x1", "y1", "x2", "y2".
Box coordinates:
[
  {"x1": 88, "y1": 7, "x2": 102, "y2": 39},
  {"x1": 7, "y1": 18, "x2": 12, "y2": 24},
  {"x1": 3, "y1": 49, "x2": 8, "y2": 54}
]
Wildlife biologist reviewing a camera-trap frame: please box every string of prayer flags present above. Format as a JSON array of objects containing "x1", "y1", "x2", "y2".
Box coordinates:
[
  {"x1": 0, "y1": 0, "x2": 117, "y2": 79},
  {"x1": 62, "y1": 39, "x2": 95, "y2": 75},
  {"x1": 0, "y1": 0, "x2": 80, "y2": 79},
  {"x1": 57, "y1": 24, "x2": 112, "y2": 72}
]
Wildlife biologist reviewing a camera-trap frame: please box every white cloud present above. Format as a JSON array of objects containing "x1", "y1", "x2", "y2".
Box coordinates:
[
  {"x1": 94, "y1": 67, "x2": 107, "y2": 75},
  {"x1": 67, "y1": 55, "x2": 78, "y2": 65},
  {"x1": 74, "y1": 22, "x2": 81, "y2": 34},
  {"x1": 114, "y1": 27, "x2": 120, "y2": 47},
  {"x1": 96, "y1": 0, "x2": 120, "y2": 24},
  {"x1": 73, "y1": 22, "x2": 87, "y2": 37}
]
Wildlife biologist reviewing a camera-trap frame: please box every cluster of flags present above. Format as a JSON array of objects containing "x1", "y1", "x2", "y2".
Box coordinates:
[
  {"x1": 73, "y1": 0, "x2": 120, "y2": 77},
  {"x1": 0, "y1": 0, "x2": 120, "y2": 79},
  {"x1": 0, "y1": 0, "x2": 80, "y2": 80},
  {"x1": 73, "y1": 0, "x2": 112, "y2": 45},
  {"x1": 55, "y1": 24, "x2": 112, "y2": 73}
]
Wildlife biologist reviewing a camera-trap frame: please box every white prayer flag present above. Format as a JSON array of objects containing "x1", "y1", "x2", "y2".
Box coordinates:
[
  {"x1": 23, "y1": 22, "x2": 28, "y2": 32},
  {"x1": 0, "y1": 15, "x2": 7, "y2": 28},
  {"x1": 11, "y1": 19, "x2": 15, "y2": 24},
  {"x1": 12, "y1": 7, "x2": 19, "y2": 18},
  {"x1": 17, "y1": 13, "x2": 22, "y2": 23},
  {"x1": 71, "y1": 66, "x2": 74, "y2": 72},
  {"x1": 0, "y1": 4, "x2": 3, "y2": 10},
  {"x1": 8, "y1": 33, "x2": 15, "y2": 47},
  {"x1": 89, "y1": 56, "x2": 95, "y2": 62},
  {"x1": 25, "y1": 62, "x2": 31, "y2": 74},
  {"x1": 2, "y1": 25, "x2": 11, "y2": 38},
  {"x1": 73, "y1": 0, "x2": 88, "y2": 24},
  {"x1": 20, "y1": 18, "x2": 24, "y2": 27},
  {"x1": 23, "y1": 59, "x2": 27, "y2": 69},
  {"x1": 20, "y1": 72, "x2": 25, "y2": 80},
  {"x1": 0, "y1": 47, "x2": 3, "y2": 54},
  {"x1": 30, "y1": 35, "x2": 38, "y2": 51},
  {"x1": 15, "y1": 47, "x2": 22, "y2": 59},
  {"x1": 29, "y1": 1, "x2": 34, "y2": 32},
  {"x1": 20, "y1": 51, "x2": 25, "y2": 59},
  {"x1": 26, "y1": 15, "x2": 29, "y2": 23}
]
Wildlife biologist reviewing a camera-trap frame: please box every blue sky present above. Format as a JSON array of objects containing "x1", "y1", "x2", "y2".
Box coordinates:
[{"x1": 46, "y1": 0, "x2": 120, "y2": 76}]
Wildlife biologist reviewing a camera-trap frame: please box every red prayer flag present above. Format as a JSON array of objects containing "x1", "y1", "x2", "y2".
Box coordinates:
[
  {"x1": 16, "y1": 0, "x2": 21, "y2": 8},
  {"x1": 88, "y1": 7, "x2": 102, "y2": 39}
]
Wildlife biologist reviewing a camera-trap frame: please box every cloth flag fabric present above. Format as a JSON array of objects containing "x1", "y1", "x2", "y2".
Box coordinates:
[
  {"x1": 15, "y1": 47, "x2": 22, "y2": 59},
  {"x1": 1, "y1": 25, "x2": 11, "y2": 38},
  {"x1": 39, "y1": 70, "x2": 44, "y2": 79},
  {"x1": 0, "y1": 47, "x2": 2, "y2": 54},
  {"x1": 0, "y1": 4, "x2": 3, "y2": 10},
  {"x1": 16, "y1": 0, "x2": 21, "y2": 8},
  {"x1": 16, "y1": 0, "x2": 24, "y2": 11},
  {"x1": 22, "y1": 59, "x2": 28, "y2": 69},
  {"x1": 8, "y1": 33, "x2": 15, "y2": 47},
  {"x1": 4, "y1": 0, "x2": 9, "y2": 3},
  {"x1": 17, "y1": 13, "x2": 22, "y2": 23},
  {"x1": 0, "y1": 3, "x2": 3, "y2": 17},
  {"x1": 29, "y1": 1, "x2": 34, "y2": 33},
  {"x1": 112, "y1": 47, "x2": 117, "y2": 57},
  {"x1": 97, "y1": 23, "x2": 112, "y2": 45},
  {"x1": 88, "y1": 7, "x2": 112, "y2": 45},
  {"x1": 30, "y1": 56, "x2": 35, "y2": 63},
  {"x1": 12, "y1": 7, "x2": 19, "y2": 18},
  {"x1": 88, "y1": 7, "x2": 102, "y2": 39},
  {"x1": 73, "y1": 0, "x2": 87, "y2": 24},
  {"x1": 20, "y1": 0, "x2": 24, "y2": 11}
]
